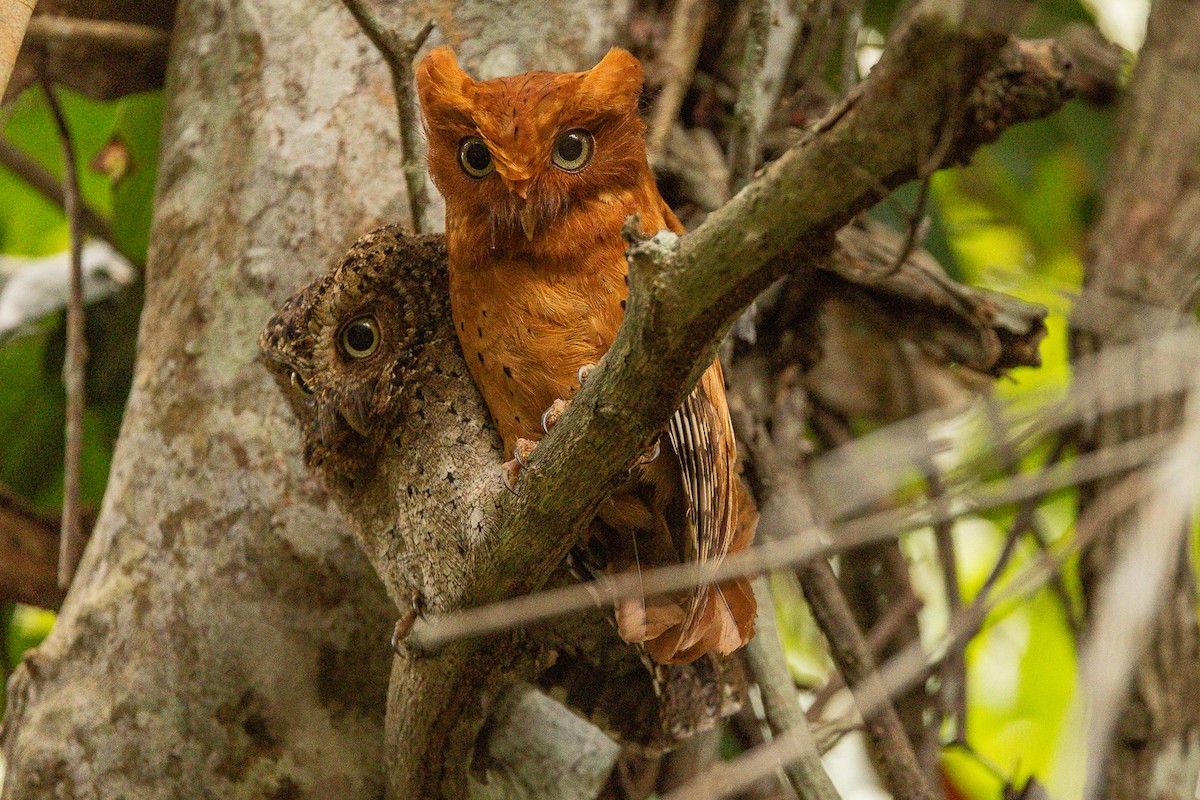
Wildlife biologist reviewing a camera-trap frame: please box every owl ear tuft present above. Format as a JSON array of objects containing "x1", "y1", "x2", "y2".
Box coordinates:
[
  {"x1": 416, "y1": 46, "x2": 476, "y2": 120},
  {"x1": 579, "y1": 48, "x2": 644, "y2": 107}
]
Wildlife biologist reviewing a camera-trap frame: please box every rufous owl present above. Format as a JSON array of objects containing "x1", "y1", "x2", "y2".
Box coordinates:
[{"x1": 416, "y1": 46, "x2": 757, "y2": 663}]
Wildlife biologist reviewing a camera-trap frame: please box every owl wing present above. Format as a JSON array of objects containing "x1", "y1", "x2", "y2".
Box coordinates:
[
  {"x1": 662, "y1": 362, "x2": 754, "y2": 648},
  {"x1": 633, "y1": 202, "x2": 756, "y2": 663}
]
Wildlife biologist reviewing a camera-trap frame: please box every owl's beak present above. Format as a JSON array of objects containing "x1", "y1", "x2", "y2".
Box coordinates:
[
  {"x1": 338, "y1": 404, "x2": 370, "y2": 437},
  {"x1": 500, "y1": 175, "x2": 537, "y2": 241},
  {"x1": 519, "y1": 205, "x2": 537, "y2": 242}
]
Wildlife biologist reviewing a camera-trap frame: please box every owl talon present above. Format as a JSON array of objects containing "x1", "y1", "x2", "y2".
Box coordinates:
[
  {"x1": 513, "y1": 437, "x2": 538, "y2": 467},
  {"x1": 637, "y1": 438, "x2": 661, "y2": 465},
  {"x1": 540, "y1": 398, "x2": 570, "y2": 433},
  {"x1": 500, "y1": 461, "x2": 521, "y2": 494},
  {"x1": 576, "y1": 363, "x2": 595, "y2": 386}
]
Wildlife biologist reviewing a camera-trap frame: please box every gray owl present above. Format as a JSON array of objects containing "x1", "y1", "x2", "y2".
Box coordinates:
[{"x1": 260, "y1": 227, "x2": 451, "y2": 489}]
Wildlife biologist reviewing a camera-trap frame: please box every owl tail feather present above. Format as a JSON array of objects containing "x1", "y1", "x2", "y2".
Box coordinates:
[{"x1": 639, "y1": 578, "x2": 757, "y2": 665}]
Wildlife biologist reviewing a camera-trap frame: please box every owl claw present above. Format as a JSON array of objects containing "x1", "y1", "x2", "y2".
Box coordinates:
[
  {"x1": 502, "y1": 438, "x2": 539, "y2": 491},
  {"x1": 500, "y1": 462, "x2": 521, "y2": 495},
  {"x1": 637, "y1": 438, "x2": 661, "y2": 465},
  {"x1": 391, "y1": 593, "x2": 422, "y2": 654},
  {"x1": 540, "y1": 398, "x2": 570, "y2": 433},
  {"x1": 513, "y1": 437, "x2": 538, "y2": 467},
  {"x1": 577, "y1": 363, "x2": 595, "y2": 386}
]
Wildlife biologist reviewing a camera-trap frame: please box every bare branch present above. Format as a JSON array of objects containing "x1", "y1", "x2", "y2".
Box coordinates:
[
  {"x1": 647, "y1": 0, "x2": 712, "y2": 164},
  {"x1": 408, "y1": 417, "x2": 1175, "y2": 651},
  {"x1": 799, "y1": 557, "x2": 937, "y2": 799},
  {"x1": 42, "y1": 78, "x2": 87, "y2": 590},
  {"x1": 807, "y1": 593, "x2": 923, "y2": 721},
  {"x1": 727, "y1": 0, "x2": 772, "y2": 195},
  {"x1": 667, "y1": 461, "x2": 1159, "y2": 800},
  {"x1": 24, "y1": 17, "x2": 170, "y2": 52},
  {"x1": 1078, "y1": 364, "x2": 1200, "y2": 799},
  {"x1": 0, "y1": 139, "x2": 123, "y2": 259},
  {"x1": 733, "y1": 362, "x2": 933, "y2": 798},
  {"x1": 741, "y1": 576, "x2": 842, "y2": 800},
  {"x1": 338, "y1": 0, "x2": 434, "y2": 233}
]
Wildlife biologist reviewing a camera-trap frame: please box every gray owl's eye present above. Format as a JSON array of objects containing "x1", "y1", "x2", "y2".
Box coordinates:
[
  {"x1": 340, "y1": 315, "x2": 380, "y2": 359},
  {"x1": 290, "y1": 371, "x2": 313, "y2": 395},
  {"x1": 552, "y1": 129, "x2": 593, "y2": 172},
  {"x1": 458, "y1": 137, "x2": 494, "y2": 178}
]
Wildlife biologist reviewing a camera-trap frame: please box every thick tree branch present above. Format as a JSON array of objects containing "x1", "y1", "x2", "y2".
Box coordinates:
[
  {"x1": 1069, "y1": 0, "x2": 1200, "y2": 796},
  {"x1": 455, "y1": 2, "x2": 1072, "y2": 615}
]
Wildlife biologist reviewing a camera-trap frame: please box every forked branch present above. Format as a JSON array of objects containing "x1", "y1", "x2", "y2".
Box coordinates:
[{"x1": 338, "y1": 0, "x2": 434, "y2": 232}]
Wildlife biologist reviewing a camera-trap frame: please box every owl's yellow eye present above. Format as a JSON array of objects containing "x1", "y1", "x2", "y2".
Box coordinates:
[
  {"x1": 458, "y1": 137, "x2": 495, "y2": 178},
  {"x1": 290, "y1": 371, "x2": 313, "y2": 395},
  {"x1": 340, "y1": 315, "x2": 380, "y2": 359},
  {"x1": 552, "y1": 129, "x2": 593, "y2": 172}
]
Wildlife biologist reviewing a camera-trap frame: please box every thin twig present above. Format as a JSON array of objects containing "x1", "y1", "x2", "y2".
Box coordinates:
[
  {"x1": 983, "y1": 394, "x2": 1081, "y2": 637},
  {"x1": 667, "y1": 465, "x2": 1157, "y2": 800},
  {"x1": 975, "y1": 435, "x2": 1070, "y2": 602},
  {"x1": 0, "y1": 139, "x2": 122, "y2": 258},
  {"x1": 407, "y1": 424, "x2": 1173, "y2": 651},
  {"x1": 878, "y1": 69, "x2": 963, "y2": 278},
  {"x1": 741, "y1": 575, "x2": 843, "y2": 800},
  {"x1": 647, "y1": 0, "x2": 712, "y2": 165},
  {"x1": 727, "y1": 0, "x2": 773, "y2": 195},
  {"x1": 807, "y1": 592, "x2": 923, "y2": 721},
  {"x1": 738, "y1": 374, "x2": 933, "y2": 799},
  {"x1": 797, "y1": 556, "x2": 937, "y2": 800},
  {"x1": 24, "y1": 16, "x2": 170, "y2": 52},
  {"x1": 338, "y1": 0, "x2": 433, "y2": 233},
  {"x1": 42, "y1": 78, "x2": 86, "y2": 589}
]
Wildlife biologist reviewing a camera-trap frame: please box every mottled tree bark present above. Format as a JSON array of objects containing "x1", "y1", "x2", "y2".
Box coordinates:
[
  {"x1": 2, "y1": 0, "x2": 410, "y2": 797},
  {"x1": 1070, "y1": 0, "x2": 1200, "y2": 796}
]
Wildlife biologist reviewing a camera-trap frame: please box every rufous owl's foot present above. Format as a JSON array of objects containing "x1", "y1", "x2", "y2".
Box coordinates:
[
  {"x1": 501, "y1": 437, "x2": 539, "y2": 492},
  {"x1": 540, "y1": 398, "x2": 570, "y2": 433},
  {"x1": 391, "y1": 590, "x2": 423, "y2": 654}
]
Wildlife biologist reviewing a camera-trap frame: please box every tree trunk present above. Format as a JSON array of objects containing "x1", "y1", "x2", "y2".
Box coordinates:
[
  {"x1": 1070, "y1": 0, "x2": 1200, "y2": 796},
  {"x1": 4, "y1": 0, "x2": 401, "y2": 796}
]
